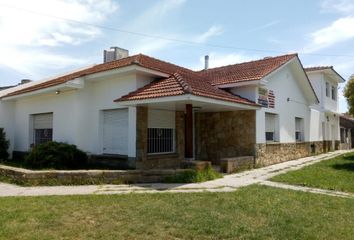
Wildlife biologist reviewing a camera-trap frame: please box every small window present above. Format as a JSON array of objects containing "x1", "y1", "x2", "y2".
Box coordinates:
[
  {"x1": 148, "y1": 128, "x2": 174, "y2": 154},
  {"x1": 265, "y1": 113, "x2": 278, "y2": 142},
  {"x1": 295, "y1": 117, "x2": 304, "y2": 142},
  {"x1": 326, "y1": 82, "x2": 330, "y2": 97},
  {"x1": 32, "y1": 113, "x2": 53, "y2": 145},
  {"x1": 331, "y1": 86, "x2": 337, "y2": 101},
  {"x1": 35, "y1": 129, "x2": 53, "y2": 145}
]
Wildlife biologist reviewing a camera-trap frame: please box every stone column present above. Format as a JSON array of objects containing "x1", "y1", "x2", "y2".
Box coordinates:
[
  {"x1": 185, "y1": 104, "x2": 193, "y2": 159},
  {"x1": 136, "y1": 106, "x2": 148, "y2": 168},
  {"x1": 175, "y1": 111, "x2": 185, "y2": 160}
]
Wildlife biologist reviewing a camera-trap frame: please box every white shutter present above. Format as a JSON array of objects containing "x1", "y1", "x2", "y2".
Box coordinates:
[
  {"x1": 295, "y1": 118, "x2": 302, "y2": 132},
  {"x1": 148, "y1": 109, "x2": 175, "y2": 129},
  {"x1": 265, "y1": 113, "x2": 275, "y2": 132},
  {"x1": 34, "y1": 113, "x2": 53, "y2": 129},
  {"x1": 102, "y1": 109, "x2": 128, "y2": 155}
]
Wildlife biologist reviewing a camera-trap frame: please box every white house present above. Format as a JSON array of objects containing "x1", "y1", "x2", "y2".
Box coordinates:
[
  {"x1": 0, "y1": 47, "x2": 345, "y2": 169},
  {"x1": 306, "y1": 66, "x2": 345, "y2": 151}
]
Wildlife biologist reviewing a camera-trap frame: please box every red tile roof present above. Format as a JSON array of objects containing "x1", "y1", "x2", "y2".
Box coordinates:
[
  {"x1": 198, "y1": 54, "x2": 298, "y2": 86},
  {"x1": 2, "y1": 52, "x2": 305, "y2": 107},
  {"x1": 116, "y1": 72, "x2": 258, "y2": 106},
  {"x1": 3, "y1": 54, "x2": 191, "y2": 98}
]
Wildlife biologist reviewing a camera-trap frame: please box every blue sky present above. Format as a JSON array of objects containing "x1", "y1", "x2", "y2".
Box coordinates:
[{"x1": 0, "y1": 0, "x2": 353, "y2": 112}]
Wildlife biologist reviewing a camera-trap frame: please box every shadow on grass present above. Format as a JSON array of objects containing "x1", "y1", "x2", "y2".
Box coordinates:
[
  {"x1": 342, "y1": 154, "x2": 354, "y2": 162},
  {"x1": 332, "y1": 163, "x2": 354, "y2": 172}
]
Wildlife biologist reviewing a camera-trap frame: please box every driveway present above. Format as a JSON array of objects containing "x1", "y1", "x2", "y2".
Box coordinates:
[{"x1": 0, "y1": 150, "x2": 352, "y2": 197}]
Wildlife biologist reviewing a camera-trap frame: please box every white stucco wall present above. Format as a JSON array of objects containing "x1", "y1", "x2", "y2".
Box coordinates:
[
  {"x1": 0, "y1": 100, "x2": 15, "y2": 156},
  {"x1": 255, "y1": 63, "x2": 312, "y2": 143},
  {"x1": 307, "y1": 71, "x2": 340, "y2": 142},
  {"x1": 308, "y1": 71, "x2": 339, "y2": 113},
  {"x1": 1, "y1": 72, "x2": 154, "y2": 158},
  {"x1": 230, "y1": 86, "x2": 257, "y2": 102}
]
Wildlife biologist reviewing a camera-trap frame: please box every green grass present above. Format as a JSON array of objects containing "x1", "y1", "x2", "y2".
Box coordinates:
[
  {"x1": 164, "y1": 166, "x2": 222, "y2": 183},
  {"x1": 1, "y1": 185, "x2": 354, "y2": 239},
  {"x1": 272, "y1": 152, "x2": 354, "y2": 193}
]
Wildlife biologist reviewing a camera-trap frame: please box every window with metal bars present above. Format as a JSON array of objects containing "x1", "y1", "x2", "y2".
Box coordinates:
[
  {"x1": 35, "y1": 129, "x2": 53, "y2": 145},
  {"x1": 147, "y1": 128, "x2": 174, "y2": 154}
]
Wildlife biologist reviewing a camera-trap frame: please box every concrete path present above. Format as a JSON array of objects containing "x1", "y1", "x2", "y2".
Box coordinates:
[
  {"x1": 0, "y1": 150, "x2": 352, "y2": 197},
  {"x1": 260, "y1": 180, "x2": 354, "y2": 199}
]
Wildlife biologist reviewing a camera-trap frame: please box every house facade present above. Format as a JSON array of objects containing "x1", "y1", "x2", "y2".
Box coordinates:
[
  {"x1": 0, "y1": 48, "x2": 345, "y2": 169},
  {"x1": 339, "y1": 114, "x2": 354, "y2": 150}
]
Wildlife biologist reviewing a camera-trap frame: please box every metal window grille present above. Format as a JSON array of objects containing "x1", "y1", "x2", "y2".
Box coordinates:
[
  {"x1": 148, "y1": 128, "x2": 174, "y2": 154},
  {"x1": 35, "y1": 129, "x2": 53, "y2": 145},
  {"x1": 265, "y1": 132, "x2": 274, "y2": 141}
]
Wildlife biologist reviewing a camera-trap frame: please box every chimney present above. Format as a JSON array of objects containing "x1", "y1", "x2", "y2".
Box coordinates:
[
  {"x1": 20, "y1": 79, "x2": 32, "y2": 85},
  {"x1": 204, "y1": 55, "x2": 209, "y2": 70},
  {"x1": 103, "y1": 46, "x2": 129, "y2": 63}
]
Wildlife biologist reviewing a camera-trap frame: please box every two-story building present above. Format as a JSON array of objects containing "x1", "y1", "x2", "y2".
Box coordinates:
[
  {"x1": 306, "y1": 67, "x2": 345, "y2": 151},
  {"x1": 0, "y1": 48, "x2": 346, "y2": 169}
]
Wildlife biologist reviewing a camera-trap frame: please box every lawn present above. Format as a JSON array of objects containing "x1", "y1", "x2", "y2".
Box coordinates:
[
  {"x1": 1, "y1": 185, "x2": 354, "y2": 239},
  {"x1": 272, "y1": 152, "x2": 354, "y2": 193}
]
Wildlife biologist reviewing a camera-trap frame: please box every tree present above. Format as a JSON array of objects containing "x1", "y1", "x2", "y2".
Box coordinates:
[
  {"x1": 0, "y1": 128, "x2": 9, "y2": 161},
  {"x1": 344, "y1": 74, "x2": 354, "y2": 117}
]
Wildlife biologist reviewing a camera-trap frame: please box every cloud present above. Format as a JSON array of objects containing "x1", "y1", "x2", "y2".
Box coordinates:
[
  {"x1": 124, "y1": 0, "x2": 186, "y2": 33},
  {"x1": 0, "y1": 0, "x2": 118, "y2": 79},
  {"x1": 320, "y1": 0, "x2": 354, "y2": 14},
  {"x1": 0, "y1": 47, "x2": 88, "y2": 78},
  {"x1": 195, "y1": 25, "x2": 224, "y2": 43},
  {"x1": 0, "y1": 0, "x2": 118, "y2": 47},
  {"x1": 248, "y1": 20, "x2": 280, "y2": 33},
  {"x1": 131, "y1": 25, "x2": 225, "y2": 55},
  {"x1": 303, "y1": 16, "x2": 354, "y2": 53}
]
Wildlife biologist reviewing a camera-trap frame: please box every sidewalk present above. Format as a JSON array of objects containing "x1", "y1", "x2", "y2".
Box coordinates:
[{"x1": 0, "y1": 150, "x2": 351, "y2": 197}]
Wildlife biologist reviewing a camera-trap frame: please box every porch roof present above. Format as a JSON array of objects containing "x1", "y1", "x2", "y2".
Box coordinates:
[{"x1": 115, "y1": 72, "x2": 259, "y2": 108}]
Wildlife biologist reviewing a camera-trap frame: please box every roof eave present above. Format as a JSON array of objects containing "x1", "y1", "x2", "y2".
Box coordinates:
[{"x1": 116, "y1": 94, "x2": 260, "y2": 110}]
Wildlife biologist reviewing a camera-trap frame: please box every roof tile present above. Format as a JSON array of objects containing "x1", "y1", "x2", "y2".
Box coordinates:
[{"x1": 198, "y1": 54, "x2": 298, "y2": 86}]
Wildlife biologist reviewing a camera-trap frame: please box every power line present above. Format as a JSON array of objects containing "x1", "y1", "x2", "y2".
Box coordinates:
[{"x1": 1, "y1": 3, "x2": 354, "y2": 58}]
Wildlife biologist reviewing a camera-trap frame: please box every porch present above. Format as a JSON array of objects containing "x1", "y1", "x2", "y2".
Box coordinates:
[{"x1": 130, "y1": 98, "x2": 258, "y2": 170}]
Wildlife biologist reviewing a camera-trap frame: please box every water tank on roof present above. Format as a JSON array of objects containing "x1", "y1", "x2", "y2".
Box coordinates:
[{"x1": 103, "y1": 46, "x2": 129, "y2": 63}]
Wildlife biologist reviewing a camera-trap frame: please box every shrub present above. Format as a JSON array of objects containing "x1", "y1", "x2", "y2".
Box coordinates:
[
  {"x1": 164, "y1": 166, "x2": 222, "y2": 183},
  {"x1": 0, "y1": 128, "x2": 9, "y2": 161},
  {"x1": 25, "y1": 141, "x2": 88, "y2": 170}
]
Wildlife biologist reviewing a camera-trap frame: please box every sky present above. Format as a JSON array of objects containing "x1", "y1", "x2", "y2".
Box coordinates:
[{"x1": 0, "y1": 0, "x2": 353, "y2": 112}]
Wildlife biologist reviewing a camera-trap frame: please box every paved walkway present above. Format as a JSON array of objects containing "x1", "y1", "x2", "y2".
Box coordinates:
[{"x1": 0, "y1": 150, "x2": 352, "y2": 197}]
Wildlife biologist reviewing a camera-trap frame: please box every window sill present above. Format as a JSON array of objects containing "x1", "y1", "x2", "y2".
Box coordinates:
[{"x1": 147, "y1": 153, "x2": 178, "y2": 160}]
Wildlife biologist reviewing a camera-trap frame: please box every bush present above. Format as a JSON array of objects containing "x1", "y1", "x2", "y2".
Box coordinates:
[
  {"x1": 25, "y1": 141, "x2": 88, "y2": 170},
  {"x1": 0, "y1": 128, "x2": 9, "y2": 161},
  {"x1": 164, "y1": 166, "x2": 222, "y2": 183}
]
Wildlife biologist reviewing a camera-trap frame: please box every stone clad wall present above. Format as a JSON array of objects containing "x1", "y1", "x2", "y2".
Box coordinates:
[
  {"x1": 0, "y1": 164, "x2": 188, "y2": 185},
  {"x1": 195, "y1": 111, "x2": 256, "y2": 165},
  {"x1": 136, "y1": 107, "x2": 148, "y2": 166},
  {"x1": 136, "y1": 108, "x2": 185, "y2": 169},
  {"x1": 255, "y1": 143, "x2": 310, "y2": 166},
  {"x1": 254, "y1": 140, "x2": 335, "y2": 167}
]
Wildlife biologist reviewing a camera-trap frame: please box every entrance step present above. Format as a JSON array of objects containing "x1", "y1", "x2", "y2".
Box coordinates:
[
  {"x1": 182, "y1": 160, "x2": 211, "y2": 170},
  {"x1": 212, "y1": 165, "x2": 221, "y2": 172}
]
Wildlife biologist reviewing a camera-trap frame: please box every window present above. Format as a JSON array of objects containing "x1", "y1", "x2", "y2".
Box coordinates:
[
  {"x1": 147, "y1": 109, "x2": 175, "y2": 154},
  {"x1": 35, "y1": 129, "x2": 53, "y2": 145},
  {"x1": 331, "y1": 86, "x2": 337, "y2": 101},
  {"x1": 265, "y1": 113, "x2": 278, "y2": 142},
  {"x1": 32, "y1": 113, "x2": 53, "y2": 145},
  {"x1": 148, "y1": 128, "x2": 174, "y2": 154},
  {"x1": 340, "y1": 128, "x2": 348, "y2": 143},
  {"x1": 326, "y1": 82, "x2": 330, "y2": 97},
  {"x1": 295, "y1": 117, "x2": 304, "y2": 142}
]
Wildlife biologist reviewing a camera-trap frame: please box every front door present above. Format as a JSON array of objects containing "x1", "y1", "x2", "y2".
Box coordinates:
[{"x1": 102, "y1": 109, "x2": 128, "y2": 155}]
